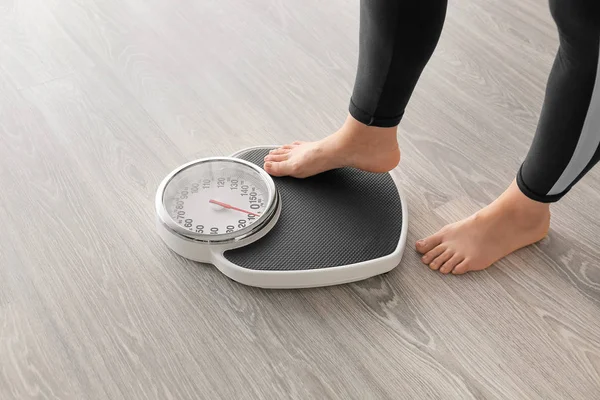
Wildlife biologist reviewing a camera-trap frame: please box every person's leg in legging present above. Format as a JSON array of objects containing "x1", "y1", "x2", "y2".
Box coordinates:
[
  {"x1": 417, "y1": 0, "x2": 600, "y2": 274},
  {"x1": 263, "y1": 0, "x2": 448, "y2": 178}
]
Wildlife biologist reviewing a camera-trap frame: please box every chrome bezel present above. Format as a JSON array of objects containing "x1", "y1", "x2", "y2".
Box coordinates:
[{"x1": 155, "y1": 157, "x2": 279, "y2": 244}]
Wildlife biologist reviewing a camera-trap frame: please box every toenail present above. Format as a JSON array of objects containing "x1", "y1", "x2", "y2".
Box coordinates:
[{"x1": 264, "y1": 162, "x2": 272, "y2": 168}]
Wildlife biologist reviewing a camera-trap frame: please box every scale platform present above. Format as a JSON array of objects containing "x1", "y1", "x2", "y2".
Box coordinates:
[
  {"x1": 156, "y1": 145, "x2": 408, "y2": 289},
  {"x1": 219, "y1": 146, "x2": 406, "y2": 288}
]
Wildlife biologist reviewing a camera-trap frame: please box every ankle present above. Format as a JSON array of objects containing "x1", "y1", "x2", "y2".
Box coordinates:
[
  {"x1": 487, "y1": 181, "x2": 551, "y2": 230},
  {"x1": 500, "y1": 201, "x2": 550, "y2": 229},
  {"x1": 507, "y1": 181, "x2": 549, "y2": 215},
  {"x1": 339, "y1": 115, "x2": 398, "y2": 138}
]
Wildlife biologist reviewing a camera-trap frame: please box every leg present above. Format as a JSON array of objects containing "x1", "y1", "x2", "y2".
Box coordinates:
[
  {"x1": 264, "y1": 0, "x2": 448, "y2": 178},
  {"x1": 417, "y1": 0, "x2": 600, "y2": 274}
]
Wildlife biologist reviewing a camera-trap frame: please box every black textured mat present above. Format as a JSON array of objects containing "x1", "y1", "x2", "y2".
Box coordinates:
[{"x1": 224, "y1": 148, "x2": 403, "y2": 271}]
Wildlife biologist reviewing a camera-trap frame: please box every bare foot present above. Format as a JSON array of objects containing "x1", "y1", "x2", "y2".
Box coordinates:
[
  {"x1": 263, "y1": 115, "x2": 401, "y2": 178},
  {"x1": 416, "y1": 180, "x2": 551, "y2": 275}
]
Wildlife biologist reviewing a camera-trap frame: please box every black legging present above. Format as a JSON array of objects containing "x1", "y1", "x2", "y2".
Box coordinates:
[{"x1": 350, "y1": 0, "x2": 600, "y2": 203}]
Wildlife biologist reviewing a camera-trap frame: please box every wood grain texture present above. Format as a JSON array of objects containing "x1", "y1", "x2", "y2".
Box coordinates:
[{"x1": 1, "y1": 0, "x2": 600, "y2": 399}]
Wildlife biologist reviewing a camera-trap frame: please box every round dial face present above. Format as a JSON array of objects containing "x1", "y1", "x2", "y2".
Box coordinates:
[{"x1": 161, "y1": 159, "x2": 275, "y2": 240}]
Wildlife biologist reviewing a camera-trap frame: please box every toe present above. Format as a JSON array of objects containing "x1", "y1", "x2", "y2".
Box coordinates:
[
  {"x1": 429, "y1": 249, "x2": 453, "y2": 271},
  {"x1": 264, "y1": 153, "x2": 289, "y2": 162},
  {"x1": 264, "y1": 161, "x2": 284, "y2": 176},
  {"x1": 416, "y1": 233, "x2": 443, "y2": 254},
  {"x1": 440, "y1": 253, "x2": 464, "y2": 274},
  {"x1": 269, "y1": 148, "x2": 290, "y2": 155},
  {"x1": 452, "y1": 260, "x2": 471, "y2": 275},
  {"x1": 421, "y1": 245, "x2": 446, "y2": 266},
  {"x1": 292, "y1": 141, "x2": 304, "y2": 145},
  {"x1": 264, "y1": 160, "x2": 297, "y2": 177}
]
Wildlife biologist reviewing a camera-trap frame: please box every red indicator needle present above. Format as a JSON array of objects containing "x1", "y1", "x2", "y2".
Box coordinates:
[{"x1": 209, "y1": 199, "x2": 261, "y2": 217}]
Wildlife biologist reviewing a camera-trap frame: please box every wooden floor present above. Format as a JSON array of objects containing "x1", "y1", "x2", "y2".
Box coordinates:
[{"x1": 2, "y1": 0, "x2": 600, "y2": 398}]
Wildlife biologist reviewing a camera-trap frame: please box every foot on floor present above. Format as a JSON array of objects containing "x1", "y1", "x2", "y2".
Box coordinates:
[
  {"x1": 416, "y1": 180, "x2": 551, "y2": 275},
  {"x1": 263, "y1": 115, "x2": 401, "y2": 178}
]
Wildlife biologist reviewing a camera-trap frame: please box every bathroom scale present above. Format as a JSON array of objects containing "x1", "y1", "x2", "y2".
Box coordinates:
[{"x1": 155, "y1": 145, "x2": 408, "y2": 289}]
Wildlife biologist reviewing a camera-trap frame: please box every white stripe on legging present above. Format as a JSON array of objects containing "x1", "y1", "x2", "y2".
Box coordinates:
[{"x1": 548, "y1": 43, "x2": 600, "y2": 196}]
